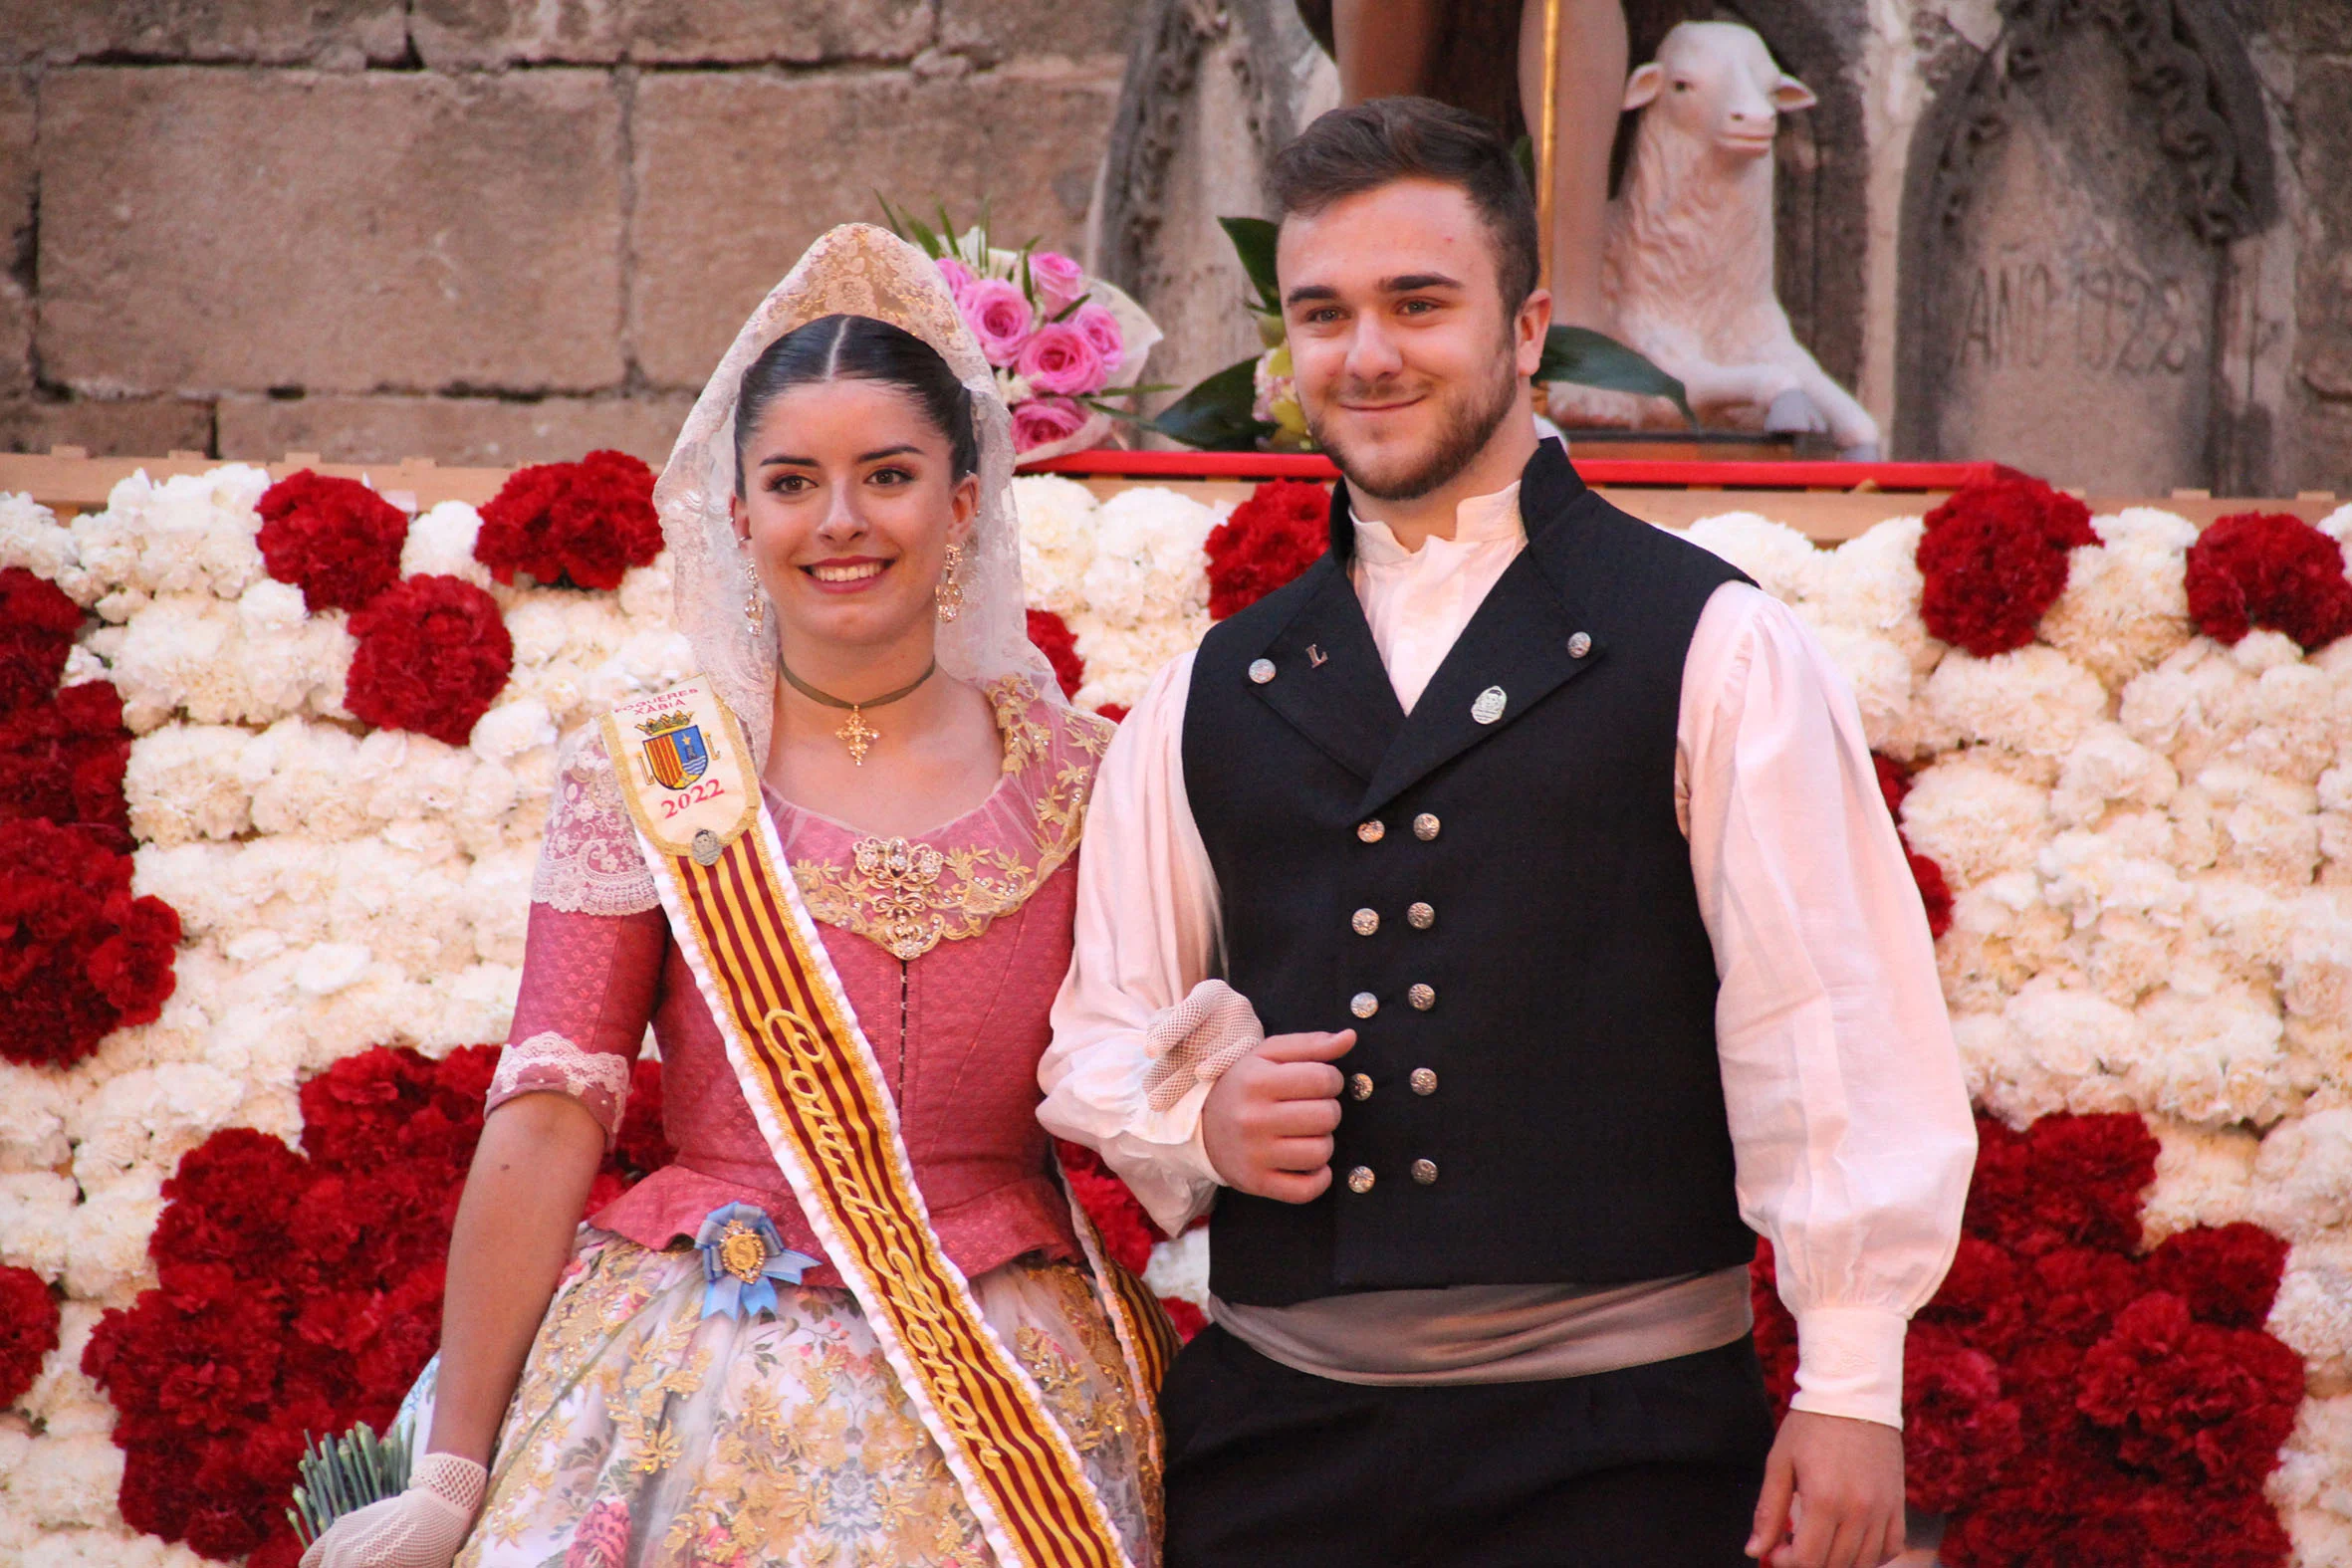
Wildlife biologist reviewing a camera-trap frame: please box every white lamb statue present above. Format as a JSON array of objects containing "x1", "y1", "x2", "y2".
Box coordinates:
[{"x1": 1558, "y1": 21, "x2": 1881, "y2": 459}]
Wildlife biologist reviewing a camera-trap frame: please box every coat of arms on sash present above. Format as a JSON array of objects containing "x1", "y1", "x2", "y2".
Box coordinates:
[{"x1": 635, "y1": 708, "x2": 710, "y2": 790}]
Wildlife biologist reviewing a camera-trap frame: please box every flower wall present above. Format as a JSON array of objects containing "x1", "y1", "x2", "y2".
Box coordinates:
[{"x1": 5, "y1": 461, "x2": 2352, "y2": 1564}]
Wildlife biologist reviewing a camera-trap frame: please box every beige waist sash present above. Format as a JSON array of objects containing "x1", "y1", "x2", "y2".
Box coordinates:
[{"x1": 1209, "y1": 1265, "x2": 1754, "y2": 1387}]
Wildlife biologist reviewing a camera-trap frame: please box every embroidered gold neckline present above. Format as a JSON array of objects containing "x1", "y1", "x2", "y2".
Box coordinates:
[{"x1": 790, "y1": 678, "x2": 1109, "y2": 960}]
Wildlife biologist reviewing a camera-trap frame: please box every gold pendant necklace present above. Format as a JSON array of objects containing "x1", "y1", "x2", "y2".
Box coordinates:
[{"x1": 779, "y1": 658, "x2": 937, "y2": 766}]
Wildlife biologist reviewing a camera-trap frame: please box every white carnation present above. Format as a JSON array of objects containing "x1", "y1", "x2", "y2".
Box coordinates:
[
  {"x1": 1142, "y1": 1226, "x2": 1210, "y2": 1308},
  {"x1": 0, "y1": 1172, "x2": 75, "y2": 1277},
  {"x1": 584, "y1": 629, "x2": 696, "y2": 710},
  {"x1": 464, "y1": 848, "x2": 537, "y2": 967},
  {"x1": 2270, "y1": 1245, "x2": 2352, "y2": 1383},
  {"x1": 1938, "y1": 870, "x2": 2070, "y2": 1012},
  {"x1": 123, "y1": 724, "x2": 253, "y2": 847},
  {"x1": 60, "y1": 1186, "x2": 161, "y2": 1304},
  {"x1": 2038, "y1": 509, "x2": 2196, "y2": 686},
  {"x1": 400, "y1": 500, "x2": 491, "y2": 585},
  {"x1": 470, "y1": 697, "x2": 557, "y2": 764},
  {"x1": 1805, "y1": 626, "x2": 1918, "y2": 755},
  {"x1": 1683, "y1": 513, "x2": 1825, "y2": 604},
  {"x1": 1923, "y1": 644, "x2": 2104, "y2": 765},
  {"x1": 0, "y1": 1073, "x2": 70, "y2": 1172},
  {"x1": 1808, "y1": 516, "x2": 1936, "y2": 670},
  {"x1": 0, "y1": 492, "x2": 94, "y2": 603},
  {"x1": 1899, "y1": 758, "x2": 2050, "y2": 885},
  {"x1": 2198, "y1": 763, "x2": 2322, "y2": 888},
  {"x1": 1070, "y1": 611, "x2": 1210, "y2": 711},
  {"x1": 618, "y1": 552, "x2": 674, "y2": 626},
  {"x1": 2132, "y1": 984, "x2": 2292, "y2": 1125},
  {"x1": 75, "y1": 463, "x2": 271, "y2": 600},
  {"x1": 249, "y1": 720, "x2": 373, "y2": 840},
  {"x1": 2272, "y1": 1390, "x2": 2352, "y2": 1535},
  {"x1": 1079, "y1": 487, "x2": 1217, "y2": 629},
  {"x1": 2049, "y1": 724, "x2": 2177, "y2": 828},
  {"x1": 1013, "y1": 474, "x2": 1101, "y2": 618},
  {"x1": 109, "y1": 593, "x2": 238, "y2": 730},
  {"x1": 294, "y1": 941, "x2": 373, "y2": 997},
  {"x1": 69, "y1": 1064, "x2": 245, "y2": 1194},
  {"x1": 1999, "y1": 978, "x2": 2139, "y2": 1112},
  {"x1": 10, "y1": 1434, "x2": 121, "y2": 1529},
  {"x1": 2139, "y1": 1117, "x2": 2258, "y2": 1241}
]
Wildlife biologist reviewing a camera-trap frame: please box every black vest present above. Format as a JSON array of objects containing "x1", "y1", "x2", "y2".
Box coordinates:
[{"x1": 1182, "y1": 442, "x2": 1758, "y2": 1306}]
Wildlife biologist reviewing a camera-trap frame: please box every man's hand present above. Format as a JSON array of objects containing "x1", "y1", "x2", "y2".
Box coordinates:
[
  {"x1": 1747, "y1": 1410, "x2": 1906, "y2": 1568},
  {"x1": 1200, "y1": 1029, "x2": 1355, "y2": 1202}
]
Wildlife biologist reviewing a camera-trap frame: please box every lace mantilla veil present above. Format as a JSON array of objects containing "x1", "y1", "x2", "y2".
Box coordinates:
[{"x1": 660, "y1": 222, "x2": 1064, "y2": 771}]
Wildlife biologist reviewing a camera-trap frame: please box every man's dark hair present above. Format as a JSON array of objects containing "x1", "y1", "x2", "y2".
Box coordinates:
[{"x1": 1268, "y1": 97, "x2": 1542, "y2": 311}]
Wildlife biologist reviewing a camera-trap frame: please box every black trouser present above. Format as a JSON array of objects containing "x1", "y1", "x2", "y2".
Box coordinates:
[{"x1": 1161, "y1": 1325, "x2": 1775, "y2": 1568}]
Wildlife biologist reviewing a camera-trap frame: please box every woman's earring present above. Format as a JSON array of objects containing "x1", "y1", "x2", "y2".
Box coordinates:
[
  {"x1": 742, "y1": 552, "x2": 766, "y2": 634},
  {"x1": 935, "y1": 542, "x2": 966, "y2": 624}
]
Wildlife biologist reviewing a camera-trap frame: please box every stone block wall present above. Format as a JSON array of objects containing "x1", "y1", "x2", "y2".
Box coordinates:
[{"x1": 0, "y1": 1, "x2": 1139, "y2": 467}]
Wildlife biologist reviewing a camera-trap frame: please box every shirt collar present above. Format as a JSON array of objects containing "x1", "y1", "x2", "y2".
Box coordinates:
[{"x1": 1351, "y1": 482, "x2": 1525, "y2": 565}]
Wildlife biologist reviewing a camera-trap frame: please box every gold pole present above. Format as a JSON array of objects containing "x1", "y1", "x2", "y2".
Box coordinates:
[{"x1": 1535, "y1": 0, "x2": 1564, "y2": 290}]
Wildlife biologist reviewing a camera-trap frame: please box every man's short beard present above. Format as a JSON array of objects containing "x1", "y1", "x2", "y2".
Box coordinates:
[{"x1": 1308, "y1": 339, "x2": 1523, "y2": 504}]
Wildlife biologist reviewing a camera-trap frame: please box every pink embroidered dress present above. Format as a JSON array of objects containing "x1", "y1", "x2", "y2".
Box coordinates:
[{"x1": 401, "y1": 679, "x2": 1154, "y2": 1568}]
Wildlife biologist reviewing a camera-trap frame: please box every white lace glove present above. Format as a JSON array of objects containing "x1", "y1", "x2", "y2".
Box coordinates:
[{"x1": 298, "y1": 1453, "x2": 486, "y2": 1568}]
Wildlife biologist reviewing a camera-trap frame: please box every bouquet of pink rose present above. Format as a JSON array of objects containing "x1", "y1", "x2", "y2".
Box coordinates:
[{"x1": 881, "y1": 201, "x2": 1164, "y2": 459}]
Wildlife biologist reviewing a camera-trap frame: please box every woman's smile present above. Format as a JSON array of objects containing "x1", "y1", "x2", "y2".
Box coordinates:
[{"x1": 802, "y1": 556, "x2": 893, "y2": 590}]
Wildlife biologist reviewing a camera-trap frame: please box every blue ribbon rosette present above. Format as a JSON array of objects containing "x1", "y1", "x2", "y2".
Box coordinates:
[{"x1": 694, "y1": 1204, "x2": 818, "y2": 1320}]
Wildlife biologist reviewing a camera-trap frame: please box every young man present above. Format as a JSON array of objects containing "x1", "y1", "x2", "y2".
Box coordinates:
[{"x1": 1040, "y1": 99, "x2": 1973, "y2": 1568}]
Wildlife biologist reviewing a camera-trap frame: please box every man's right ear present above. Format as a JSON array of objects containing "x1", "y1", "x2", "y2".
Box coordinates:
[{"x1": 1622, "y1": 62, "x2": 1664, "y2": 111}]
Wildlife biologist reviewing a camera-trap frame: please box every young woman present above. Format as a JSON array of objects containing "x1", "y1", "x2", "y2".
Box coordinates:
[{"x1": 303, "y1": 226, "x2": 1160, "y2": 1568}]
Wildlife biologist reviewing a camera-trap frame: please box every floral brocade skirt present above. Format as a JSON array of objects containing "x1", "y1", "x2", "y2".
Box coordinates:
[{"x1": 400, "y1": 1227, "x2": 1157, "y2": 1568}]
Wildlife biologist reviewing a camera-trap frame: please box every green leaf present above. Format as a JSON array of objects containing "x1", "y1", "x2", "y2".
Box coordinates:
[
  {"x1": 1148, "y1": 356, "x2": 1278, "y2": 451},
  {"x1": 1535, "y1": 326, "x2": 1697, "y2": 425},
  {"x1": 1219, "y1": 217, "x2": 1284, "y2": 315}
]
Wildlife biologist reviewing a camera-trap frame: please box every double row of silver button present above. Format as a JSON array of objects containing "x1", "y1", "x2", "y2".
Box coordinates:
[{"x1": 1345, "y1": 811, "x2": 1442, "y2": 1193}]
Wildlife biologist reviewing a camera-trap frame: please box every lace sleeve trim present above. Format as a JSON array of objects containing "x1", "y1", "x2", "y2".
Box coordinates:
[
  {"x1": 532, "y1": 726, "x2": 660, "y2": 917},
  {"x1": 485, "y1": 1030, "x2": 634, "y2": 1146}
]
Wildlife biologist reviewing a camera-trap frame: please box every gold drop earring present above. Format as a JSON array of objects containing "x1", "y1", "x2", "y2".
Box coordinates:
[
  {"x1": 935, "y1": 542, "x2": 966, "y2": 623},
  {"x1": 742, "y1": 550, "x2": 766, "y2": 633}
]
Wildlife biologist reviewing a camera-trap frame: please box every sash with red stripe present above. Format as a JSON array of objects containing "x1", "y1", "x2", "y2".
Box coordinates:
[{"x1": 601, "y1": 678, "x2": 1167, "y2": 1568}]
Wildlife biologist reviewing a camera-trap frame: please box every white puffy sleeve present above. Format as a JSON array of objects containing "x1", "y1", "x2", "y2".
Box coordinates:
[
  {"x1": 1681, "y1": 582, "x2": 1978, "y2": 1431},
  {"x1": 1039, "y1": 652, "x2": 1238, "y2": 1234}
]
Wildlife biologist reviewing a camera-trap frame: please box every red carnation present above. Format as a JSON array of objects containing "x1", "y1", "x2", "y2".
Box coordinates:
[
  {"x1": 2184, "y1": 510, "x2": 2352, "y2": 652},
  {"x1": 1159, "y1": 1296, "x2": 1207, "y2": 1343},
  {"x1": 255, "y1": 471, "x2": 410, "y2": 613},
  {"x1": 0, "y1": 818, "x2": 180, "y2": 1067},
  {"x1": 2146, "y1": 1224, "x2": 2290, "y2": 1330},
  {"x1": 0, "y1": 1263, "x2": 59, "y2": 1408},
  {"x1": 1027, "y1": 608, "x2": 1086, "y2": 700},
  {"x1": 1748, "y1": 1237, "x2": 1799, "y2": 1413},
  {"x1": 2076, "y1": 1291, "x2": 2303, "y2": 1488},
  {"x1": 0, "y1": 565, "x2": 83, "y2": 716},
  {"x1": 1963, "y1": 1111, "x2": 2156, "y2": 1258},
  {"x1": 1916, "y1": 474, "x2": 2097, "y2": 656},
  {"x1": 0, "y1": 681, "x2": 133, "y2": 847},
  {"x1": 475, "y1": 450, "x2": 661, "y2": 591},
  {"x1": 1094, "y1": 703, "x2": 1130, "y2": 724},
  {"x1": 345, "y1": 575, "x2": 515, "y2": 747},
  {"x1": 91, "y1": 1042, "x2": 670, "y2": 1561},
  {"x1": 1872, "y1": 753, "x2": 1953, "y2": 938},
  {"x1": 1903, "y1": 1323, "x2": 2025, "y2": 1514},
  {"x1": 1205, "y1": 480, "x2": 1330, "y2": 619}
]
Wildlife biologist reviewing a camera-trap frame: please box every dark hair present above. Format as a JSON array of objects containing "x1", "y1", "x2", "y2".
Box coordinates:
[
  {"x1": 733, "y1": 313, "x2": 979, "y2": 492},
  {"x1": 1268, "y1": 97, "x2": 1541, "y2": 311}
]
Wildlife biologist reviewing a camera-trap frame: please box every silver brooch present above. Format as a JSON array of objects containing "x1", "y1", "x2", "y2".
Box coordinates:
[
  {"x1": 1568, "y1": 631, "x2": 1592, "y2": 659},
  {"x1": 1471, "y1": 686, "x2": 1507, "y2": 725},
  {"x1": 1249, "y1": 657, "x2": 1277, "y2": 685},
  {"x1": 691, "y1": 828, "x2": 724, "y2": 866}
]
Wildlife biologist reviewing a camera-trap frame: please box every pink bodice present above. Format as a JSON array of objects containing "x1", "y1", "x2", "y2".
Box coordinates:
[{"x1": 490, "y1": 681, "x2": 1113, "y2": 1290}]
